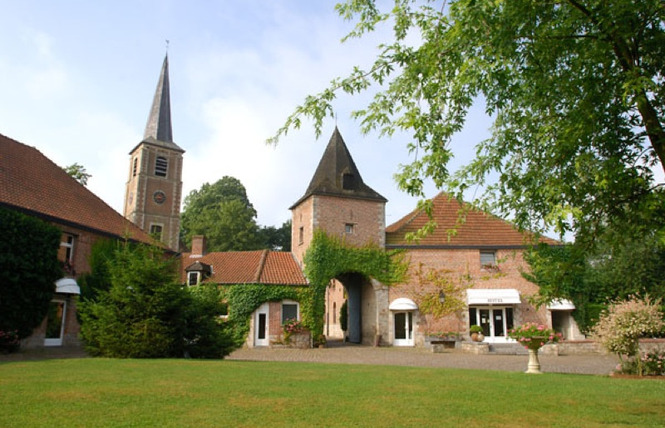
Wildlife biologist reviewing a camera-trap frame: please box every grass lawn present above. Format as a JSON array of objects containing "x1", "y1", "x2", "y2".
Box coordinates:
[{"x1": 1, "y1": 358, "x2": 664, "y2": 427}]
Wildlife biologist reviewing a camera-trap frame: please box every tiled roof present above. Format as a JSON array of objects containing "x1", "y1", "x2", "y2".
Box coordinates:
[
  {"x1": 290, "y1": 127, "x2": 386, "y2": 209},
  {"x1": 0, "y1": 133, "x2": 156, "y2": 245},
  {"x1": 180, "y1": 250, "x2": 308, "y2": 286},
  {"x1": 385, "y1": 193, "x2": 560, "y2": 247}
]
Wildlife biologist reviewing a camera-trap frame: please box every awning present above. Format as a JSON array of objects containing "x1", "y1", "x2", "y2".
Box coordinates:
[
  {"x1": 467, "y1": 289, "x2": 521, "y2": 305},
  {"x1": 547, "y1": 299, "x2": 575, "y2": 310},
  {"x1": 389, "y1": 298, "x2": 418, "y2": 311},
  {"x1": 55, "y1": 278, "x2": 80, "y2": 295}
]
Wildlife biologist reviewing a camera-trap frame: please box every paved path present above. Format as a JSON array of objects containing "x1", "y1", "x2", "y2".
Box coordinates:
[
  {"x1": 1, "y1": 344, "x2": 619, "y2": 375},
  {"x1": 227, "y1": 343, "x2": 619, "y2": 375}
]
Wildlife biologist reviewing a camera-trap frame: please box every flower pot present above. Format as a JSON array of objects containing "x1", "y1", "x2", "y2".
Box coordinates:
[
  {"x1": 526, "y1": 349, "x2": 542, "y2": 374},
  {"x1": 470, "y1": 332, "x2": 478, "y2": 341},
  {"x1": 476, "y1": 333, "x2": 485, "y2": 342}
]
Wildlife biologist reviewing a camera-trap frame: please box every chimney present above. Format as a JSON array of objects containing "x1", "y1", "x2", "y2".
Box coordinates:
[{"x1": 191, "y1": 235, "x2": 206, "y2": 257}]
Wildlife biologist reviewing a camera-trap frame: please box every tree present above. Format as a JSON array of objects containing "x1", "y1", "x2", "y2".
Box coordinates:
[
  {"x1": 63, "y1": 162, "x2": 92, "y2": 186},
  {"x1": 180, "y1": 176, "x2": 263, "y2": 252},
  {"x1": 78, "y1": 243, "x2": 231, "y2": 358},
  {"x1": 0, "y1": 207, "x2": 62, "y2": 341},
  {"x1": 258, "y1": 220, "x2": 292, "y2": 251},
  {"x1": 271, "y1": 0, "x2": 665, "y2": 243}
]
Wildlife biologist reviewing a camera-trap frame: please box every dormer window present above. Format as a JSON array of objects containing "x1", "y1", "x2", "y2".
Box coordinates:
[
  {"x1": 342, "y1": 172, "x2": 356, "y2": 190},
  {"x1": 188, "y1": 272, "x2": 200, "y2": 286},
  {"x1": 155, "y1": 156, "x2": 168, "y2": 177}
]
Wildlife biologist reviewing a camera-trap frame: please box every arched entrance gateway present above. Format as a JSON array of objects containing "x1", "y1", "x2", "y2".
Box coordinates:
[{"x1": 329, "y1": 274, "x2": 390, "y2": 345}]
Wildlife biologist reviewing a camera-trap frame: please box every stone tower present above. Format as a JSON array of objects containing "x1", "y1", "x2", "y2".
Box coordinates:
[
  {"x1": 123, "y1": 55, "x2": 184, "y2": 251},
  {"x1": 290, "y1": 127, "x2": 389, "y2": 345},
  {"x1": 290, "y1": 127, "x2": 387, "y2": 263}
]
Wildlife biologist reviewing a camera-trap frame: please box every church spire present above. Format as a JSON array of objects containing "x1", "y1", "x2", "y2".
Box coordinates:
[{"x1": 144, "y1": 54, "x2": 173, "y2": 143}]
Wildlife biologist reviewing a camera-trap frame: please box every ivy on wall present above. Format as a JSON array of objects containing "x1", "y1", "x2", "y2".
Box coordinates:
[
  {"x1": 223, "y1": 284, "x2": 310, "y2": 347},
  {"x1": 303, "y1": 230, "x2": 408, "y2": 338},
  {"x1": 222, "y1": 230, "x2": 407, "y2": 347}
]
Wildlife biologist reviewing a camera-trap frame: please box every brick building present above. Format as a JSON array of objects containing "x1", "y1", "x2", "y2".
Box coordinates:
[{"x1": 0, "y1": 133, "x2": 155, "y2": 349}]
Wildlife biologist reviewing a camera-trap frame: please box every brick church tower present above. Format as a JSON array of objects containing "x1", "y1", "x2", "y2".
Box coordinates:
[{"x1": 123, "y1": 55, "x2": 184, "y2": 251}]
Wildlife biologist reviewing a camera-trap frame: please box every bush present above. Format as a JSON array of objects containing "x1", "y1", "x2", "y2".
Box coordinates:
[
  {"x1": 0, "y1": 207, "x2": 62, "y2": 342},
  {"x1": 592, "y1": 296, "x2": 664, "y2": 375},
  {"x1": 615, "y1": 350, "x2": 665, "y2": 376},
  {"x1": 0, "y1": 330, "x2": 20, "y2": 354},
  {"x1": 79, "y1": 243, "x2": 232, "y2": 358}
]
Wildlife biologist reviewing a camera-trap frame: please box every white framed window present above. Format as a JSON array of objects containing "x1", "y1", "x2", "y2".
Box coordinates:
[
  {"x1": 281, "y1": 300, "x2": 299, "y2": 324},
  {"x1": 187, "y1": 272, "x2": 200, "y2": 286},
  {"x1": 155, "y1": 156, "x2": 168, "y2": 177},
  {"x1": 59, "y1": 234, "x2": 75, "y2": 263},
  {"x1": 345, "y1": 223, "x2": 354, "y2": 234}
]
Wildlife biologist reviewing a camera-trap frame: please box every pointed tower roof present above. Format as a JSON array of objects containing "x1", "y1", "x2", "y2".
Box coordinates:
[
  {"x1": 131, "y1": 55, "x2": 184, "y2": 154},
  {"x1": 290, "y1": 127, "x2": 386, "y2": 209}
]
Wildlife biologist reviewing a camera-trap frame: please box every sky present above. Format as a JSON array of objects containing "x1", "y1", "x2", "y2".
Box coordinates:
[{"x1": 2, "y1": 2, "x2": 661, "y2": 233}]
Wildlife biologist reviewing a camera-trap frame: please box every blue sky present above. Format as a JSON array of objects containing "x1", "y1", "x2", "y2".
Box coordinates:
[
  {"x1": 6, "y1": 2, "x2": 656, "y2": 234},
  {"x1": 1, "y1": 0, "x2": 481, "y2": 229}
]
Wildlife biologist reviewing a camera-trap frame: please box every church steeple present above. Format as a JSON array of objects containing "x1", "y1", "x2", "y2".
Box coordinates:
[
  {"x1": 124, "y1": 54, "x2": 184, "y2": 251},
  {"x1": 144, "y1": 54, "x2": 173, "y2": 143}
]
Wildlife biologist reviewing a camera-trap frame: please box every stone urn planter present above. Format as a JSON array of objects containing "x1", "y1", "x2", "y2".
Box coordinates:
[{"x1": 508, "y1": 323, "x2": 562, "y2": 374}]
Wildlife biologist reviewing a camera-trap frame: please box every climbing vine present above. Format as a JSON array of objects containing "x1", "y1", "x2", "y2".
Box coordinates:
[
  {"x1": 303, "y1": 230, "x2": 408, "y2": 338},
  {"x1": 223, "y1": 284, "x2": 310, "y2": 347}
]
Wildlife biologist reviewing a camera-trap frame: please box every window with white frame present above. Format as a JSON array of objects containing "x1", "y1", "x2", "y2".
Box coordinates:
[
  {"x1": 59, "y1": 234, "x2": 75, "y2": 264},
  {"x1": 345, "y1": 223, "x2": 354, "y2": 234},
  {"x1": 187, "y1": 272, "x2": 200, "y2": 286}
]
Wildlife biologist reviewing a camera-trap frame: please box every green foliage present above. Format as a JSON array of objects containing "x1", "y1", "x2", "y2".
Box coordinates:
[
  {"x1": 223, "y1": 284, "x2": 309, "y2": 348},
  {"x1": 303, "y1": 230, "x2": 407, "y2": 337},
  {"x1": 525, "y1": 231, "x2": 665, "y2": 331},
  {"x1": 63, "y1": 162, "x2": 92, "y2": 186},
  {"x1": 592, "y1": 296, "x2": 664, "y2": 375},
  {"x1": 272, "y1": 0, "x2": 665, "y2": 244},
  {"x1": 0, "y1": 206, "x2": 62, "y2": 340},
  {"x1": 616, "y1": 350, "x2": 665, "y2": 376},
  {"x1": 79, "y1": 243, "x2": 231, "y2": 358},
  {"x1": 77, "y1": 238, "x2": 118, "y2": 301},
  {"x1": 410, "y1": 264, "x2": 471, "y2": 319},
  {"x1": 258, "y1": 219, "x2": 292, "y2": 251},
  {"x1": 180, "y1": 176, "x2": 263, "y2": 252}
]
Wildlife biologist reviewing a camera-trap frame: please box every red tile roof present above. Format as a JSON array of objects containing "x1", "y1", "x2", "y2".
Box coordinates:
[
  {"x1": 0, "y1": 133, "x2": 155, "y2": 245},
  {"x1": 386, "y1": 193, "x2": 560, "y2": 247},
  {"x1": 181, "y1": 250, "x2": 308, "y2": 286}
]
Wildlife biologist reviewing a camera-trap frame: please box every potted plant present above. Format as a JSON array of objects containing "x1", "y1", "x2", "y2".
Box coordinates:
[
  {"x1": 314, "y1": 334, "x2": 327, "y2": 348},
  {"x1": 508, "y1": 323, "x2": 562, "y2": 374},
  {"x1": 469, "y1": 325, "x2": 483, "y2": 342}
]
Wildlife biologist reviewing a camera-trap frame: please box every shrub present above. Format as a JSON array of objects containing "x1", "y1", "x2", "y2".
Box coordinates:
[
  {"x1": 592, "y1": 296, "x2": 664, "y2": 375},
  {"x1": 79, "y1": 243, "x2": 232, "y2": 358},
  {"x1": 0, "y1": 330, "x2": 20, "y2": 354},
  {"x1": 0, "y1": 207, "x2": 62, "y2": 343},
  {"x1": 615, "y1": 350, "x2": 665, "y2": 376}
]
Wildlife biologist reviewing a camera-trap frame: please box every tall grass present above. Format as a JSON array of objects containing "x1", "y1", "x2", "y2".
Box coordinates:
[{"x1": 1, "y1": 359, "x2": 663, "y2": 427}]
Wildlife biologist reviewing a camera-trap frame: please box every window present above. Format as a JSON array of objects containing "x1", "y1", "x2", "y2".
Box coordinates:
[
  {"x1": 345, "y1": 223, "x2": 354, "y2": 234},
  {"x1": 188, "y1": 272, "x2": 200, "y2": 286},
  {"x1": 281, "y1": 301, "x2": 299, "y2": 324},
  {"x1": 59, "y1": 234, "x2": 75, "y2": 263},
  {"x1": 342, "y1": 172, "x2": 356, "y2": 190},
  {"x1": 132, "y1": 157, "x2": 138, "y2": 177},
  {"x1": 155, "y1": 156, "x2": 168, "y2": 177},
  {"x1": 298, "y1": 226, "x2": 304, "y2": 245},
  {"x1": 480, "y1": 251, "x2": 496, "y2": 267},
  {"x1": 149, "y1": 224, "x2": 163, "y2": 240}
]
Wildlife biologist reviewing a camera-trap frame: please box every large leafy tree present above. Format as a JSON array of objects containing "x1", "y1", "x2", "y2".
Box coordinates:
[
  {"x1": 258, "y1": 219, "x2": 292, "y2": 251},
  {"x1": 181, "y1": 176, "x2": 263, "y2": 252},
  {"x1": 271, "y1": 0, "x2": 665, "y2": 243},
  {"x1": 0, "y1": 207, "x2": 62, "y2": 340}
]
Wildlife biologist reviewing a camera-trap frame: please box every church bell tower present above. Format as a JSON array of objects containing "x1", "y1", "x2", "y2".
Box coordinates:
[{"x1": 123, "y1": 55, "x2": 184, "y2": 251}]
